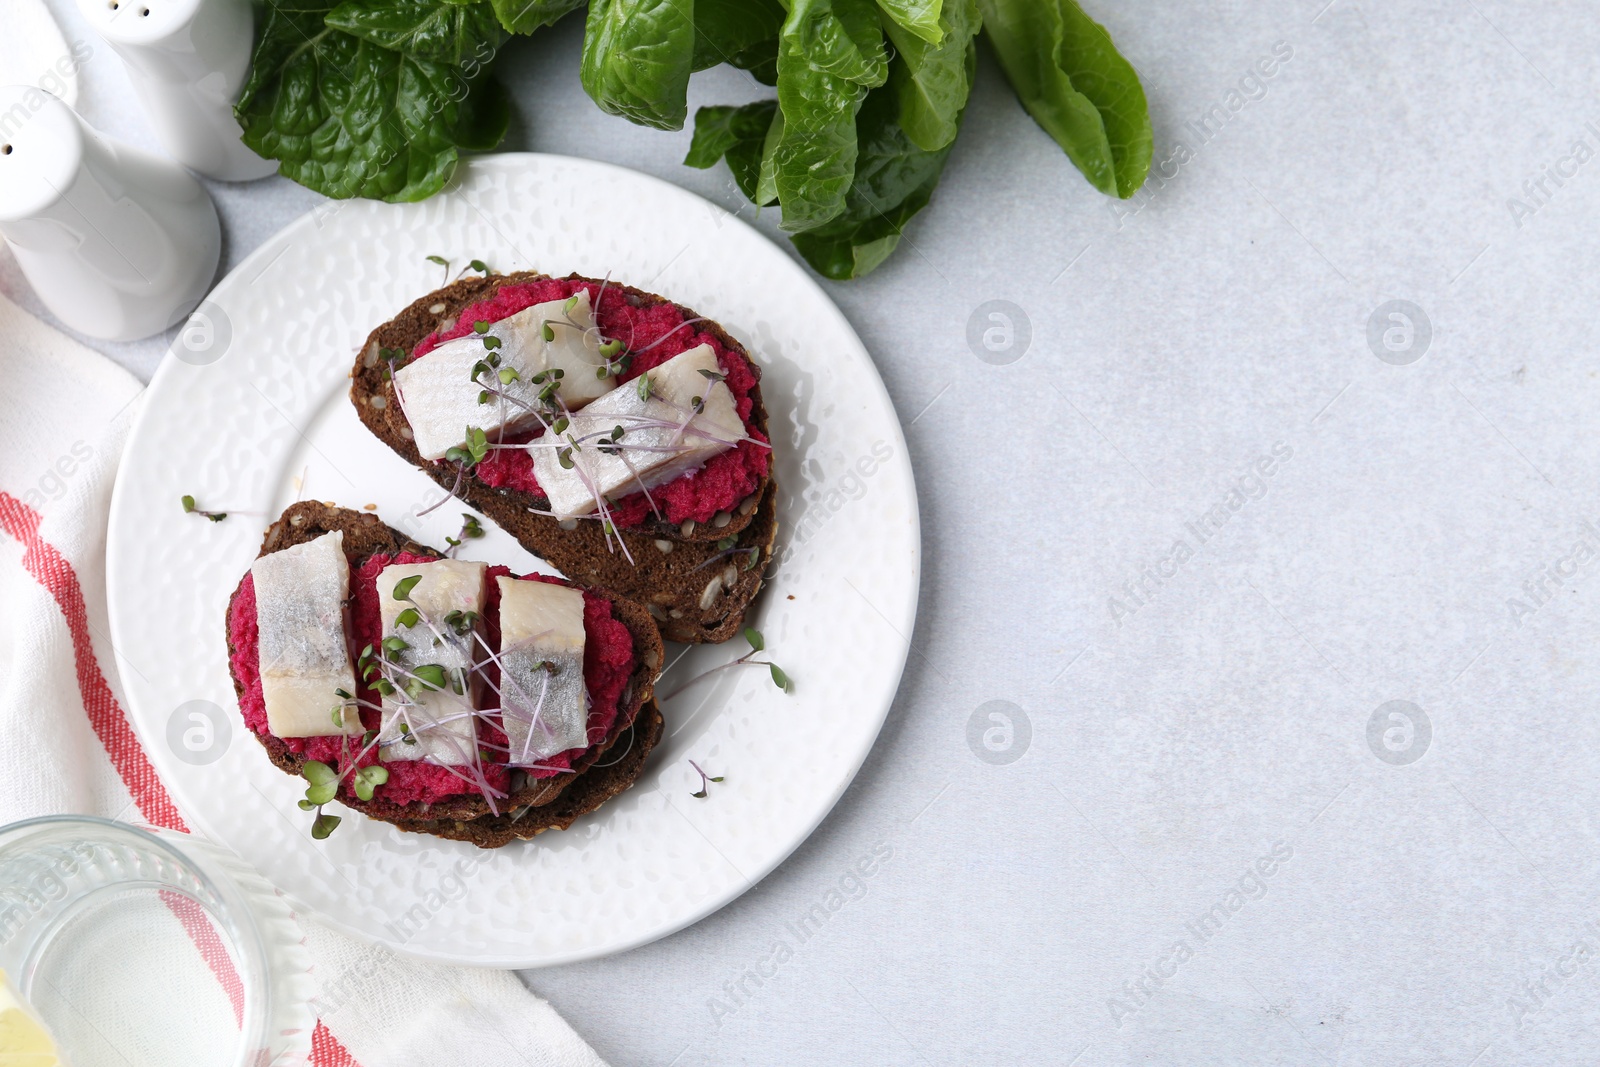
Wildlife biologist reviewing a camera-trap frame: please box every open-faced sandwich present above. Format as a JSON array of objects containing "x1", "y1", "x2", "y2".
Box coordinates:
[
  {"x1": 350, "y1": 271, "x2": 778, "y2": 644},
  {"x1": 225, "y1": 502, "x2": 664, "y2": 848}
]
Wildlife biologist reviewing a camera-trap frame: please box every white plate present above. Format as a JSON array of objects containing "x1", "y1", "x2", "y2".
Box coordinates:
[{"x1": 105, "y1": 155, "x2": 919, "y2": 968}]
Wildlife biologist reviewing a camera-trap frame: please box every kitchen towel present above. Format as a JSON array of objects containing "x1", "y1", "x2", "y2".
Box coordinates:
[{"x1": 0, "y1": 289, "x2": 607, "y2": 1067}]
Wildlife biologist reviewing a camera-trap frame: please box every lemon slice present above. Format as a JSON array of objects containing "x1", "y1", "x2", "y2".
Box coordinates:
[{"x1": 0, "y1": 970, "x2": 64, "y2": 1067}]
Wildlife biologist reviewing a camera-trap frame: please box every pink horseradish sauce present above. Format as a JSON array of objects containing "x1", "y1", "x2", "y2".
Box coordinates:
[
  {"x1": 411, "y1": 278, "x2": 770, "y2": 526},
  {"x1": 229, "y1": 552, "x2": 635, "y2": 806}
]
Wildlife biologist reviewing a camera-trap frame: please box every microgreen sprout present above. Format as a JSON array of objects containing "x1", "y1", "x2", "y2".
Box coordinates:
[
  {"x1": 421, "y1": 426, "x2": 490, "y2": 518},
  {"x1": 445, "y1": 513, "x2": 484, "y2": 554},
  {"x1": 329, "y1": 686, "x2": 355, "y2": 728},
  {"x1": 442, "y1": 609, "x2": 479, "y2": 635},
  {"x1": 598, "y1": 339, "x2": 630, "y2": 377},
  {"x1": 453, "y1": 258, "x2": 493, "y2": 280},
  {"x1": 180, "y1": 494, "x2": 227, "y2": 522},
  {"x1": 298, "y1": 761, "x2": 343, "y2": 838},
  {"x1": 425, "y1": 254, "x2": 449, "y2": 283},
  {"x1": 378, "y1": 346, "x2": 406, "y2": 379},
  {"x1": 353, "y1": 765, "x2": 388, "y2": 802},
  {"x1": 392, "y1": 574, "x2": 422, "y2": 601},
  {"x1": 443, "y1": 426, "x2": 490, "y2": 467},
  {"x1": 662, "y1": 627, "x2": 793, "y2": 700},
  {"x1": 691, "y1": 538, "x2": 762, "y2": 573},
  {"x1": 301, "y1": 761, "x2": 337, "y2": 803},
  {"x1": 689, "y1": 759, "x2": 724, "y2": 799},
  {"x1": 295, "y1": 726, "x2": 396, "y2": 836},
  {"x1": 410, "y1": 663, "x2": 448, "y2": 692},
  {"x1": 636, "y1": 372, "x2": 653, "y2": 401}
]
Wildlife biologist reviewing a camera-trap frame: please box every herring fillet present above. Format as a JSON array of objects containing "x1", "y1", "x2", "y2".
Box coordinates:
[
  {"x1": 395, "y1": 289, "x2": 614, "y2": 461},
  {"x1": 530, "y1": 343, "x2": 745, "y2": 519},
  {"x1": 251, "y1": 530, "x2": 362, "y2": 738},
  {"x1": 374, "y1": 559, "x2": 486, "y2": 765},
  {"x1": 496, "y1": 577, "x2": 590, "y2": 763}
]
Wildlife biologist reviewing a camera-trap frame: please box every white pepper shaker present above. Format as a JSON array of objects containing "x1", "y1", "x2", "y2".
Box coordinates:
[
  {"x1": 0, "y1": 86, "x2": 220, "y2": 342},
  {"x1": 75, "y1": 0, "x2": 274, "y2": 181}
]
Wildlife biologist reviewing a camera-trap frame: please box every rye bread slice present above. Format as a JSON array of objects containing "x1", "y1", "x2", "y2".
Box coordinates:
[
  {"x1": 350, "y1": 270, "x2": 769, "y2": 544},
  {"x1": 350, "y1": 272, "x2": 779, "y2": 644},
  {"x1": 224, "y1": 501, "x2": 665, "y2": 847}
]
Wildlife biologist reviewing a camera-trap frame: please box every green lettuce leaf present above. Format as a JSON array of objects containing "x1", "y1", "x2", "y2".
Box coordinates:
[
  {"x1": 874, "y1": 0, "x2": 942, "y2": 44},
  {"x1": 789, "y1": 55, "x2": 965, "y2": 279},
  {"x1": 236, "y1": 1, "x2": 510, "y2": 202},
  {"x1": 324, "y1": 0, "x2": 508, "y2": 65},
  {"x1": 683, "y1": 100, "x2": 778, "y2": 201},
  {"x1": 580, "y1": 0, "x2": 697, "y2": 131},
  {"x1": 692, "y1": 0, "x2": 784, "y2": 76},
  {"x1": 976, "y1": 0, "x2": 1150, "y2": 197},
  {"x1": 771, "y1": 0, "x2": 887, "y2": 231},
  {"x1": 488, "y1": 0, "x2": 584, "y2": 34},
  {"x1": 754, "y1": 104, "x2": 783, "y2": 205},
  {"x1": 882, "y1": 0, "x2": 976, "y2": 152},
  {"x1": 454, "y1": 64, "x2": 513, "y2": 149}
]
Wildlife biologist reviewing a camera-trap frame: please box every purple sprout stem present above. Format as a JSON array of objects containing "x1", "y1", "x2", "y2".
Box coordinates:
[{"x1": 661, "y1": 652, "x2": 778, "y2": 702}]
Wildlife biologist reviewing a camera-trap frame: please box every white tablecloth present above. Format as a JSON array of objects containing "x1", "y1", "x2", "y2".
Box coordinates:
[{"x1": 15, "y1": 2, "x2": 1600, "y2": 1064}]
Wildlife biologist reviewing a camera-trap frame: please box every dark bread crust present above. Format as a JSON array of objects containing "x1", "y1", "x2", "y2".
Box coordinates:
[
  {"x1": 224, "y1": 501, "x2": 665, "y2": 847},
  {"x1": 349, "y1": 271, "x2": 778, "y2": 644},
  {"x1": 382, "y1": 703, "x2": 664, "y2": 848}
]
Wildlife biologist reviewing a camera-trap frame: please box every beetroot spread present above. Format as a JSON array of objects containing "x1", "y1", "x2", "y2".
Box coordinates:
[
  {"x1": 229, "y1": 552, "x2": 635, "y2": 806},
  {"x1": 411, "y1": 278, "x2": 770, "y2": 526}
]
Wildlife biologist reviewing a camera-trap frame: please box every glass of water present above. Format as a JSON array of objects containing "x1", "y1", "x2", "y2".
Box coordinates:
[{"x1": 0, "y1": 816, "x2": 313, "y2": 1067}]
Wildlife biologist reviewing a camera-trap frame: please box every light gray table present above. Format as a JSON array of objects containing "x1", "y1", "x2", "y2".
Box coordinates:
[{"x1": 21, "y1": 1, "x2": 1600, "y2": 1064}]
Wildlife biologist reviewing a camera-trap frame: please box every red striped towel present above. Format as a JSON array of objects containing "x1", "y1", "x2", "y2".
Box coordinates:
[{"x1": 0, "y1": 290, "x2": 607, "y2": 1067}]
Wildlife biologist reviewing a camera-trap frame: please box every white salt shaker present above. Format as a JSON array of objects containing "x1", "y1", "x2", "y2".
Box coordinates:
[
  {"x1": 75, "y1": 0, "x2": 274, "y2": 181},
  {"x1": 0, "y1": 86, "x2": 220, "y2": 342}
]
